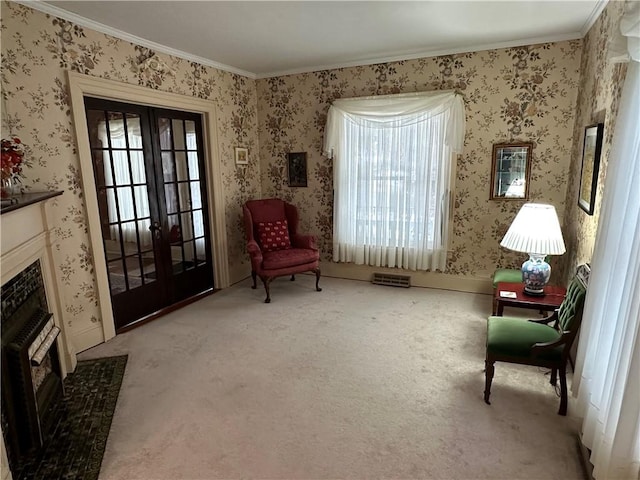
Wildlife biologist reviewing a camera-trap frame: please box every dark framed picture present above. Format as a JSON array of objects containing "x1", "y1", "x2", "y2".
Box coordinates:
[
  {"x1": 578, "y1": 123, "x2": 604, "y2": 215},
  {"x1": 490, "y1": 142, "x2": 533, "y2": 200},
  {"x1": 287, "y1": 152, "x2": 307, "y2": 187}
]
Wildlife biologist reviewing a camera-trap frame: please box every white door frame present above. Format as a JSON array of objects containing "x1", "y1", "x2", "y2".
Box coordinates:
[{"x1": 68, "y1": 71, "x2": 230, "y2": 345}]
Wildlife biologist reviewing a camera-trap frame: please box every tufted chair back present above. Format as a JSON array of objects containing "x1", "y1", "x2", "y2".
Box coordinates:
[{"x1": 557, "y1": 275, "x2": 587, "y2": 333}]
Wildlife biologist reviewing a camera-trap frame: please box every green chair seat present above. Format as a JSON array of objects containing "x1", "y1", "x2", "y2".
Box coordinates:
[
  {"x1": 492, "y1": 268, "x2": 522, "y2": 288},
  {"x1": 487, "y1": 316, "x2": 562, "y2": 361}
]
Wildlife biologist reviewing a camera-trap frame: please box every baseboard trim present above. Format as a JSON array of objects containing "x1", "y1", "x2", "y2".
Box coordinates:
[
  {"x1": 71, "y1": 325, "x2": 105, "y2": 354},
  {"x1": 228, "y1": 264, "x2": 251, "y2": 286},
  {"x1": 321, "y1": 263, "x2": 493, "y2": 294},
  {"x1": 230, "y1": 263, "x2": 493, "y2": 295}
]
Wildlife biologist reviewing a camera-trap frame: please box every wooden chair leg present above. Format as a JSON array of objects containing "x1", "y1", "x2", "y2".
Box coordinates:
[
  {"x1": 484, "y1": 359, "x2": 495, "y2": 405},
  {"x1": 251, "y1": 270, "x2": 257, "y2": 289},
  {"x1": 550, "y1": 368, "x2": 558, "y2": 386},
  {"x1": 260, "y1": 276, "x2": 272, "y2": 303},
  {"x1": 315, "y1": 267, "x2": 322, "y2": 291},
  {"x1": 558, "y1": 366, "x2": 568, "y2": 416},
  {"x1": 290, "y1": 275, "x2": 295, "y2": 281}
]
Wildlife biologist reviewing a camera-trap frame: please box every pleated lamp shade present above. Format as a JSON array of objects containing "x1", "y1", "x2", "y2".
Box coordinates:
[{"x1": 501, "y1": 203, "x2": 566, "y2": 255}]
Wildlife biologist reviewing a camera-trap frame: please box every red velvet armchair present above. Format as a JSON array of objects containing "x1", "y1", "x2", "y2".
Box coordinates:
[{"x1": 243, "y1": 198, "x2": 321, "y2": 303}]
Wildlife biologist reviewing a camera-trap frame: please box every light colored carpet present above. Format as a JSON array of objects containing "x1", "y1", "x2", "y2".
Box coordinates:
[{"x1": 80, "y1": 276, "x2": 584, "y2": 480}]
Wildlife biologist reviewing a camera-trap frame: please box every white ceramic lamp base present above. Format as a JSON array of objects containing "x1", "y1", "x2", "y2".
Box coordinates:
[{"x1": 522, "y1": 254, "x2": 551, "y2": 296}]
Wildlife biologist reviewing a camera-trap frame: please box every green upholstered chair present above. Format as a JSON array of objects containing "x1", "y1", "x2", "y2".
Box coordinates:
[
  {"x1": 491, "y1": 260, "x2": 551, "y2": 314},
  {"x1": 492, "y1": 268, "x2": 523, "y2": 288},
  {"x1": 484, "y1": 268, "x2": 588, "y2": 415},
  {"x1": 491, "y1": 258, "x2": 550, "y2": 289},
  {"x1": 491, "y1": 268, "x2": 522, "y2": 314}
]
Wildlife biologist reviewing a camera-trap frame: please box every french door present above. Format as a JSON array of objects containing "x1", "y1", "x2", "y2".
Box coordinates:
[{"x1": 84, "y1": 97, "x2": 214, "y2": 330}]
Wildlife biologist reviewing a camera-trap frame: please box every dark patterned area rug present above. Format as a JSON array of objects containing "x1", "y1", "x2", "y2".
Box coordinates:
[{"x1": 15, "y1": 355, "x2": 128, "y2": 480}]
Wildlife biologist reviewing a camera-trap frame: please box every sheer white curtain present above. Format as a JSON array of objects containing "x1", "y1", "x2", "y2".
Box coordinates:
[
  {"x1": 324, "y1": 91, "x2": 465, "y2": 271},
  {"x1": 182, "y1": 123, "x2": 205, "y2": 260},
  {"x1": 572, "y1": 4, "x2": 640, "y2": 479},
  {"x1": 99, "y1": 119, "x2": 150, "y2": 244}
]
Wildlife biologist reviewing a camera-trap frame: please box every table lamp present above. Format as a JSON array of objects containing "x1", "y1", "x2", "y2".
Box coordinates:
[{"x1": 500, "y1": 203, "x2": 566, "y2": 296}]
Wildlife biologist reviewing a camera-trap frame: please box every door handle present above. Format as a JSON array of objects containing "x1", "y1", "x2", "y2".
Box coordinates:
[{"x1": 149, "y1": 221, "x2": 161, "y2": 240}]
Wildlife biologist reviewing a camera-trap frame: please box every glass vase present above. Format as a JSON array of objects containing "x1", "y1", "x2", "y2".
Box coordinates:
[{"x1": 1, "y1": 176, "x2": 13, "y2": 199}]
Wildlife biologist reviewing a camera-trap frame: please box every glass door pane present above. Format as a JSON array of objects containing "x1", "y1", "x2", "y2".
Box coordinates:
[
  {"x1": 156, "y1": 112, "x2": 213, "y2": 302},
  {"x1": 158, "y1": 116, "x2": 210, "y2": 273},
  {"x1": 87, "y1": 109, "x2": 160, "y2": 296},
  {"x1": 85, "y1": 98, "x2": 213, "y2": 330}
]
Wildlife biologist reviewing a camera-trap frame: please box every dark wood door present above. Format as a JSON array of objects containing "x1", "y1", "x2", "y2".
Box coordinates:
[{"x1": 85, "y1": 98, "x2": 214, "y2": 330}]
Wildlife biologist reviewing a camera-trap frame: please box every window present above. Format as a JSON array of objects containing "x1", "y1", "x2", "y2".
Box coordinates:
[{"x1": 324, "y1": 91, "x2": 465, "y2": 271}]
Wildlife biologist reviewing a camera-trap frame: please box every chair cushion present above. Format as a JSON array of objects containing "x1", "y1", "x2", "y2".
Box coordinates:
[
  {"x1": 262, "y1": 248, "x2": 319, "y2": 270},
  {"x1": 257, "y1": 220, "x2": 291, "y2": 252},
  {"x1": 487, "y1": 316, "x2": 562, "y2": 361},
  {"x1": 492, "y1": 268, "x2": 522, "y2": 288}
]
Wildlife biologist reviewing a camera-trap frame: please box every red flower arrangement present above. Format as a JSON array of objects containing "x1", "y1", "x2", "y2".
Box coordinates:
[
  {"x1": 1, "y1": 137, "x2": 25, "y2": 181},
  {"x1": 1, "y1": 137, "x2": 26, "y2": 198}
]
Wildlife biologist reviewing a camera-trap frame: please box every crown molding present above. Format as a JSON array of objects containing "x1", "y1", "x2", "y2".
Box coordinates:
[
  {"x1": 14, "y1": 0, "x2": 594, "y2": 81},
  {"x1": 256, "y1": 32, "x2": 584, "y2": 79},
  {"x1": 14, "y1": 0, "x2": 256, "y2": 79},
  {"x1": 581, "y1": 0, "x2": 609, "y2": 36}
]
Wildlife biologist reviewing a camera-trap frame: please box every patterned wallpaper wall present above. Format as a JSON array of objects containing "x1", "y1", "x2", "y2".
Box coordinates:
[
  {"x1": 256, "y1": 40, "x2": 582, "y2": 278},
  {"x1": 2, "y1": 0, "x2": 621, "y2": 349},
  {"x1": 560, "y1": 0, "x2": 628, "y2": 283},
  {"x1": 1, "y1": 2, "x2": 260, "y2": 341}
]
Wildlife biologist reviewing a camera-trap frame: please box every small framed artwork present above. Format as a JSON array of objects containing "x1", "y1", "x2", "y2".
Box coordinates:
[
  {"x1": 578, "y1": 123, "x2": 604, "y2": 215},
  {"x1": 287, "y1": 152, "x2": 307, "y2": 187},
  {"x1": 235, "y1": 147, "x2": 248, "y2": 165},
  {"x1": 490, "y1": 142, "x2": 533, "y2": 200}
]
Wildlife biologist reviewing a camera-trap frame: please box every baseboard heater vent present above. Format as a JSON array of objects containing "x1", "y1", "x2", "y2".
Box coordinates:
[{"x1": 372, "y1": 273, "x2": 411, "y2": 288}]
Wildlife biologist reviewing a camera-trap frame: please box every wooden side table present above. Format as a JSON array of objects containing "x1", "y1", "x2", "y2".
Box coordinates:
[{"x1": 493, "y1": 282, "x2": 567, "y2": 316}]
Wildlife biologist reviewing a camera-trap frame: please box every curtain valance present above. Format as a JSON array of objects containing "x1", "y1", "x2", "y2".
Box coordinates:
[{"x1": 324, "y1": 90, "x2": 465, "y2": 157}]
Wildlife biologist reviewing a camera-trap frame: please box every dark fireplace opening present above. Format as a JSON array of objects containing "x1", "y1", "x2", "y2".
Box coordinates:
[{"x1": 1, "y1": 260, "x2": 64, "y2": 473}]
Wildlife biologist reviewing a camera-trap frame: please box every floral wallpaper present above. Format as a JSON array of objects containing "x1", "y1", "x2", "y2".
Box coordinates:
[
  {"x1": 560, "y1": 0, "x2": 628, "y2": 283},
  {"x1": 1, "y1": 2, "x2": 260, "y2": 346},
  {"x1": 2, "y1": 0, "x2": 622, "y2": 352},
  {"x1": 256, "y1": 40, "x2": 582, "y2": 278}
]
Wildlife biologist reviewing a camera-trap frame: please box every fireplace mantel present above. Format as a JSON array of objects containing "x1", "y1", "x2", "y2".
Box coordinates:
[
  {"x1": 1, "y1": 191, "x2": 74, "y2": 369},
  {"x1": 1, "y1": 191, "x2": 76, "y2": 480},
  {"x1": 0, "y1": 191, "x2": 63, "y2": 216}
]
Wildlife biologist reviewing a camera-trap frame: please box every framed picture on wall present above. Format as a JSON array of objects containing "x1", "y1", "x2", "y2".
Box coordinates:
[
  {"x1": 490, "y1": 142, "x2": 533, "y2": 200},
  {"x1": 235, "y1": 147, "x2": 248, "y2": 165},
  {"x1": 287, "y1": 152, "x2": 307, "y2": 187},
  {"x1": 578, "y1": 123, "x2": 604, "y2": 215}
]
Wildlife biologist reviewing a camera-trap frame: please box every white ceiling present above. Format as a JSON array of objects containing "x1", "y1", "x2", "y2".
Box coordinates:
[{"x1": 28, "y1": 1, "x2": 606, "y2": 78}]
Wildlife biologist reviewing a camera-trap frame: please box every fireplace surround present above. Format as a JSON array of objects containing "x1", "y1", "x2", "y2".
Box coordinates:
[
  {"x1": 1, "y1": 261, "x2": 64, "y2": 469},
  {"x1": 1, "y1": 192, "x2": 76, "y2": 480}
]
